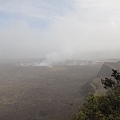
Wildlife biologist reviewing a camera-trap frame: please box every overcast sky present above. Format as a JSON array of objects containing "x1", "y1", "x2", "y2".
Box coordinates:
[{"x1": 0, "y1": 0, "x2": 120, "y2": 60}]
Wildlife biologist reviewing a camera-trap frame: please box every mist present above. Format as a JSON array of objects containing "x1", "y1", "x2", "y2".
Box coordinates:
[
  {"x1": 0, "y1": 1, "x2": 120, "y2": 120},
  {"x1": 0, "y1": 0, "x2": 120, "y2": 60}
]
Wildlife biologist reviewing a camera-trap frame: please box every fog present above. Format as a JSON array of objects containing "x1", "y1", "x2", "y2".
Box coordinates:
[{"x1": 0, "y1": 0, "x2": 120, "y2": 60}]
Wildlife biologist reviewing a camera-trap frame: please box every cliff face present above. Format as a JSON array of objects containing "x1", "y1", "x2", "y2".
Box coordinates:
[
  {"x1": 91, "y1": 62, "x2": 120, "y2": 96},
  {"x1": 97, "y1": 62, "x2": 112, "y2": 78},
  {"x1": 97, "y1": 62, "x2": 120, "y2": 78}
]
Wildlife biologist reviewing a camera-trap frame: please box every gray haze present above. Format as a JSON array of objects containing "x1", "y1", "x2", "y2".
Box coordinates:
[{"x1": 0, "y1": 0, "x2": 120, "y2": 60}]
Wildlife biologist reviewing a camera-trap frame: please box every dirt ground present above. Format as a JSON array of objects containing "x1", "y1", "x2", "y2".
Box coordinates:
[{"x1": 0, "y1": 64, "x2": 102, "y2": 120}]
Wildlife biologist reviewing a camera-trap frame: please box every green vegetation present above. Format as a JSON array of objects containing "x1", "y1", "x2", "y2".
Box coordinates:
[{"x1": 73, "y1": 69, "x2": 120, "y2": 120}]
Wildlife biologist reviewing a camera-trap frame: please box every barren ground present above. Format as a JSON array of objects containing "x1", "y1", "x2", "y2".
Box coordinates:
[{"x1": 0, "y1": 64, "x2": 102, "y2": 120}]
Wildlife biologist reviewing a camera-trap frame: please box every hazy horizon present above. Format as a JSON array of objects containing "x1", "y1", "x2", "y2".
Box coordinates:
[{"x1": 0, "y1": 0, "x2": 120, "y2": 60}]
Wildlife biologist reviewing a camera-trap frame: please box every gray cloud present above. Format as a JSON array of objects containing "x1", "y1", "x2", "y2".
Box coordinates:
[{"x1": 0, "y1": 0, "x2": 120, "y2": 60}]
